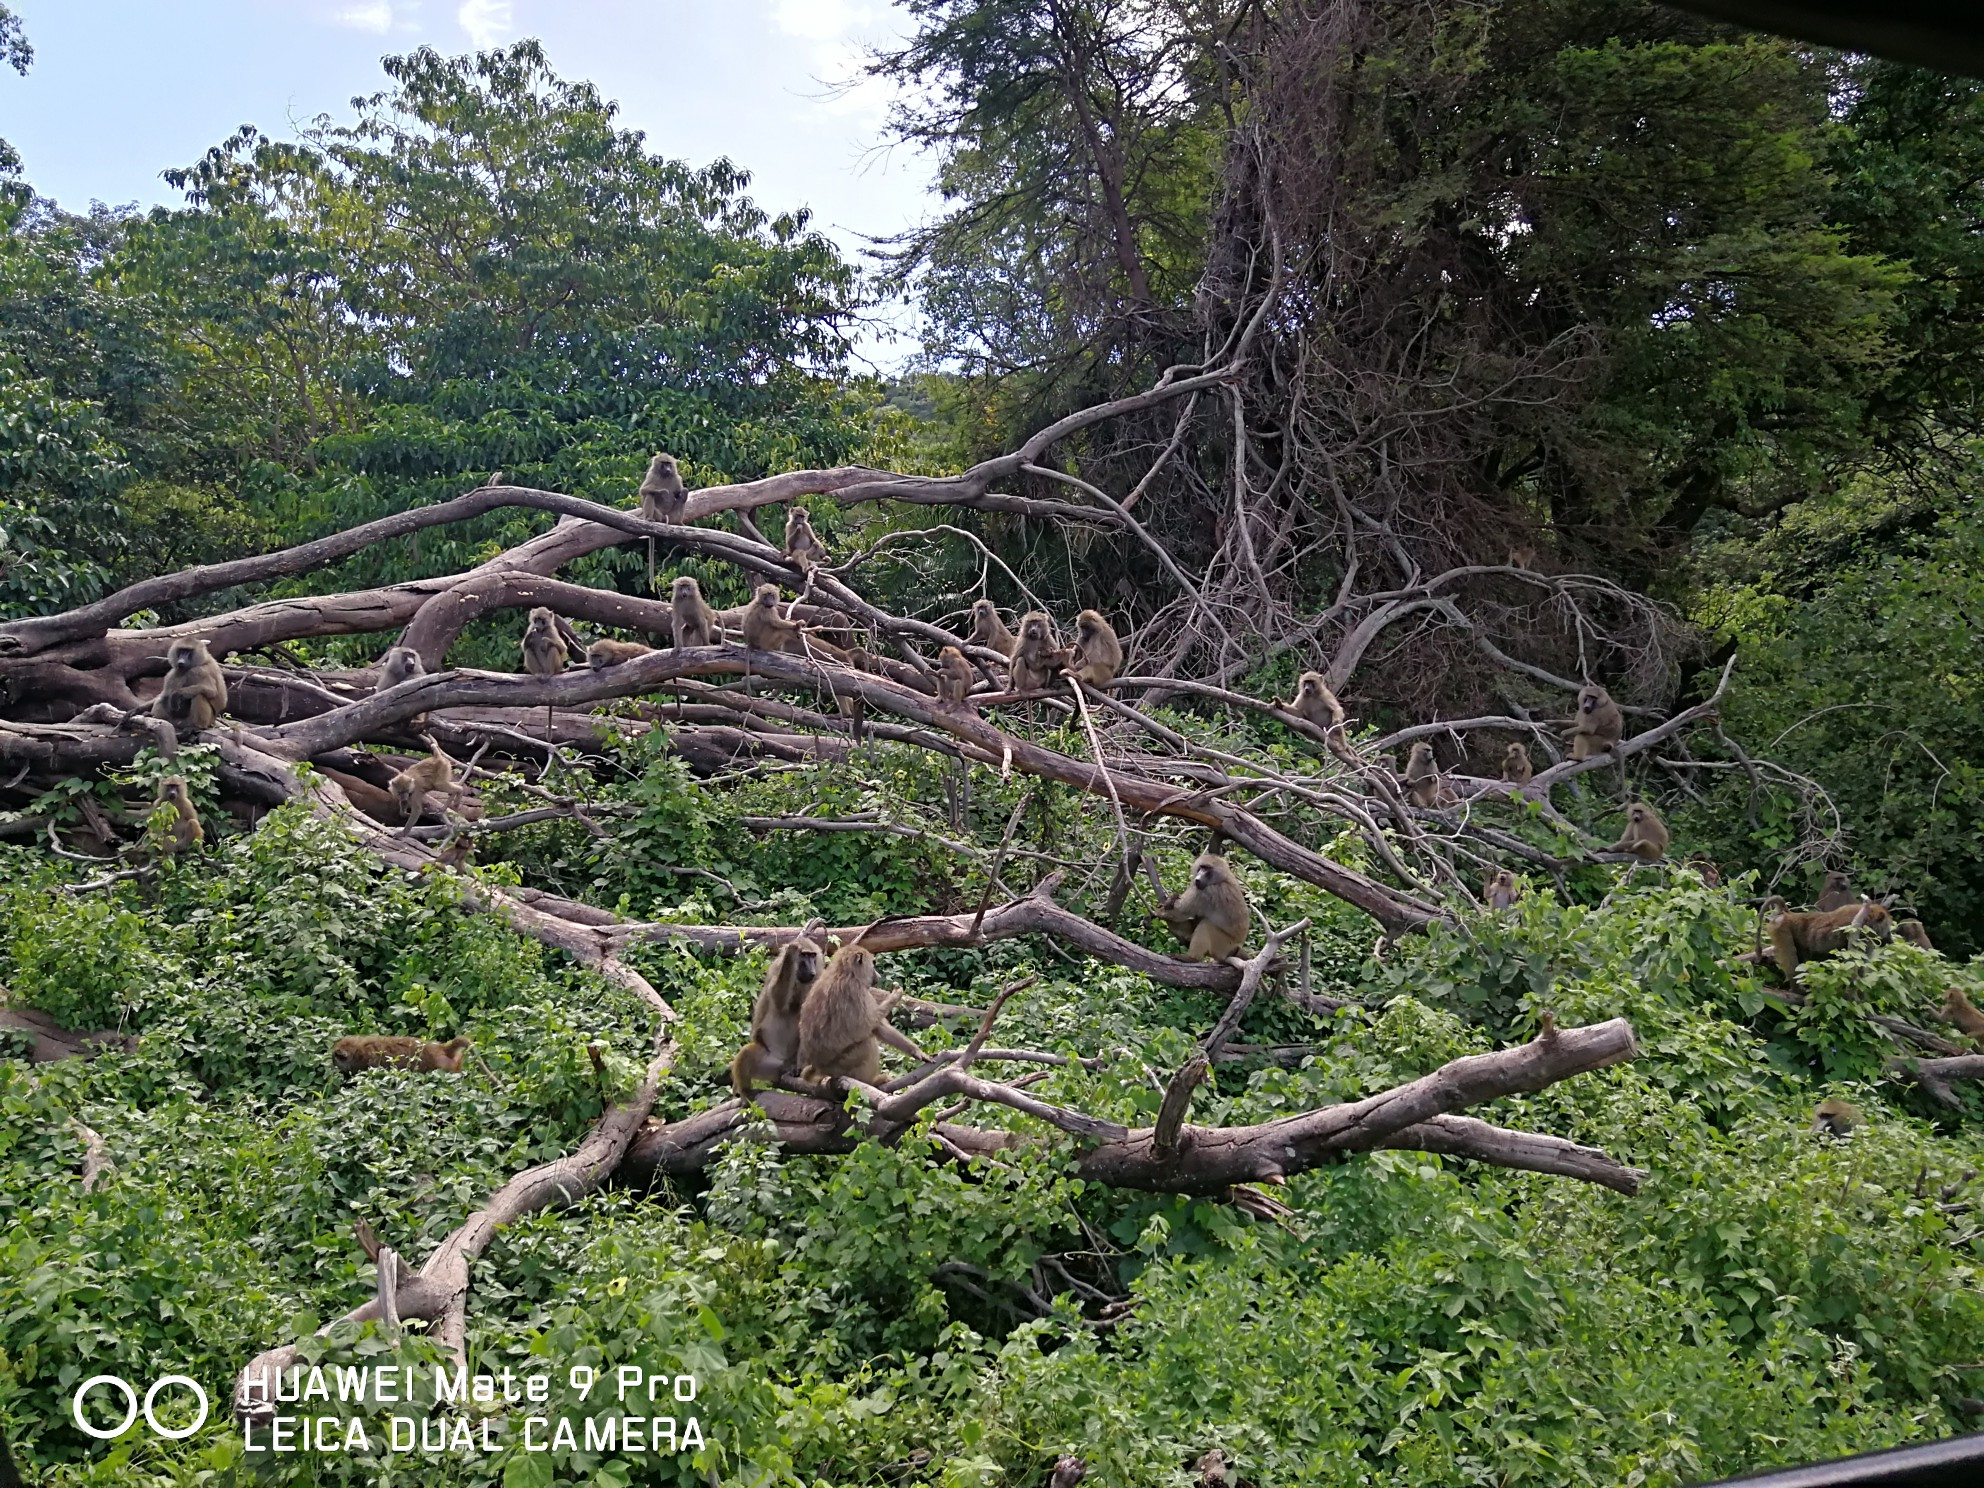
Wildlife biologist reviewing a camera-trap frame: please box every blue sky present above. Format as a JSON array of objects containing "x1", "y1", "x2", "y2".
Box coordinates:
[{"x1": 0, "y1": 1, "x2": 939, "y2": 362}]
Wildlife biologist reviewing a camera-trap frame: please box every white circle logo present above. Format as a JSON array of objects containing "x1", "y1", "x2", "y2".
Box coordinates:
[
  {"x1": 71, "y1": 1374, "x2": 210, "y2": 1441},
  {"x1": 144, "y1": 1375, "x2": 210, "y2": 1440},
  {"x1": 71, "y1": 1375, "x2": 137, "y2": 1439}
]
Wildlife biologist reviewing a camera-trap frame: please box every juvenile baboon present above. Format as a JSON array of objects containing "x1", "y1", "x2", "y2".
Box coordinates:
[
  {"x1": 730, "y1": 929, "x2": 826, "y2": 1096},
  {"x1": 1568, "y1": 684, "x2": 1623, "y2": 761},
  {"x1": 669, "y1": 576, "x2": 721, "y2": 649},
  {"x1": 1501, "y1": 741, "x2": 1534, "y2": 786},
  {"x1": 1507, "y1": 544, "x2": 1539, "y2": 570},
  {"x1": 377, "y1": 645, "x2": 427, "y2": 729},
  {"x1": 332, "y1": 1035, "x2": 472, "y2": 1074},
  {"x1": 968, "y1": 598, "x2": 1016, "y2": 659},
  {"x1": 837, "y1": 644, "x2": 871, "y2": 739},
  {"x1": 1767, "y1": 899, "x2": 1893, "y2": 977},
  {"x1": 1068, "y1": 609, "x2": 1123, "y2": 688},
  {"x1": 1815, "y1": 871, "x2": 1855, "y2": 912},
  {"x1": 783, "y1": 507, "x2": 829, "y2": 572},
  {"x1": 936, "y1": 645, "x2": 974, "y2": 708},
  {"x1": 740, "y1": 584, "x2": 804, "y2": 654},
  {"x1": 587, "y1": 638, "x2": 652, "y2": 668},
  {"x1": 388, "y1": 739, "x2": 458, "y2": 831},
  {"x1": 636, "y1": 452, "x2": 688, "y2": 585},
  {"x1": 1898, "y1": 919, "x2": 1936, "y2": 951},
  {"x1": 1285, "y1": 671, "x2": 1345, "y2": 735},
  {"x1": 153, "y1": 638, "x2": 228, "y2": 730},
  {"x1": 1155, "y1": 852, "x2": 1251, "y2": 963},
  {"x1": 796, "y1": 942, "x2": 887, "y2": 1085},
  {"x1": 1606, "y1": 802, "x2": 1669, "y2": 861},
  {"x1": 1483, "y1": 869, "x2": 1521, "y2": 910},
  {"x1": 1008, "y1": 612, "x2": 1067, "y2": 693},
  {"x1": 1403, "y1": 742, "x2": 1454, "y2": 808},
  {"x1": 158, "y1": 776, "x2": 203, "y2": 853},
  {"x1": 1811, "y1": 1098, "x2": 1863, "y2": 1137},
  {"x1": 1940, "y1": 986, "x2": 1984, "y2": 1043}
]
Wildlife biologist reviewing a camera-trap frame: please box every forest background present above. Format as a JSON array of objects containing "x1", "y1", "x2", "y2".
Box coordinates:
[{"x1": 1, "y1": 1, "x2": 1983, "y2": 1485}]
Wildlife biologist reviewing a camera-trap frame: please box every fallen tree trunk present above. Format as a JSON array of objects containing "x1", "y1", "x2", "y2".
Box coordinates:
[{"x1": 620, "y1": 1017, "x2": 1645, "y2": 1198}]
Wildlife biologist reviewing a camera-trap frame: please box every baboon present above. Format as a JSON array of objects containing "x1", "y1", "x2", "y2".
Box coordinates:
[
  {"x1": 332, "y1": 1035, "x2": 472, "y2": 1074},
  {"x1": 520, "y1": 607, "x2": 569, "y2": 677},
  {"x1": 1815, "y1": 871, "x2": 1855, "y2": 912},
  {"x1": 1008, "y1": 612, "x2": 1068, "y2": 693},
  {"x1": 1483, "y1": 869, "x2": 1521, "y2": 911},
  {"x1": 157, "y1": 776, "x2": 203, "y2": 853},
  {"x1": 1403, "y1": 741, "x2": 1454, "y2": 808},
  {"x1": 520, "y1": 606, "x2": 569, "y2": 748},
  {"x1": 936, "y1": 645, "x2": 974, "y2": 708},
  {"x1": 670, "y1": 576, "x2": 721, "y2": 649},
  {"x1": 1898, "y1": 919, "x2": 1935, "y2": 951},
  {"x1": 435, "y1": 827, "x2": 475, "y2": 869},
  {"x1": 636, "y1": 452, "x2": 688, "y2": 586},
  {"x1": 1155, "y1": 853, "x2": 1251, "y2": 963},
  {"x1": 377, "y1": 645, "x2": 427, "y2": 729},
  {"x1": 968, "y1": 598, "x2": 1016, "y2": 659},
  {"x1": 1507, "y1": 544, "x2": 1539, "y2": 570},
  {"x1": 378, "y1": 645, "x2": 424, "y2": 691},
  {"x1": 783, "y1": 507, "x2": 829, "y2": 572},
  {"x1": 637, "y1": 452, "x2": 688, "y2": 523},
  {"x1": 153, "y1": 638, "x2": 228, "y2": 730},
  {"x1": 1502, "y1": 741, "x2": 1534, "y2": 786},
  {"x1": 836, "y1": 645, "x2": 871, "y2": 739},
  {"x1": 1811, "y1": 1098, "x2": 1863, "y2": 1137},
  {"x1": 1569, "y1": 684, "x2": 1623, "y2": 761},
  {"x1": 1606, "y1": 802, "x2": 1669, "y2": 861},
  {"x1": 1068, "y1": 610, "x2": 1123, "y2": 688},
  {"x1": 796, "y1": 943, "x2": 887, "y2": 1085},
  {"x1": 1285, "y1": 671, "x2": 1345, "y2": 735},
  {"x1": 1940, "y1": 986, "x2": 1984, "y2": 1043},
  {"x1": 730, "y1": 929, "x2": 826, "y2": 1096},
  {"x1": 388, "y1": 739, "x2": 458, "y2": 831},
  {"x1": 587, "y1": 638, "x2": 652, "y2": 668},
  {"x1": 739, "y1": 585, "x2": 804, "y2": 654},
  {"x1": 1766, "y1": 898, "x2": 1893, "y2": 978}
]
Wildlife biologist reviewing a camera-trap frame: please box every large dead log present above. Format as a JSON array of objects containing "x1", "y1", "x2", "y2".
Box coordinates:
[
  {"x1": 619, "y1": 1018, "x2": 1644, "y2": 1197},
  {"x1": 0, "y1": 1008, "x2": 137, "y2": 1063}
]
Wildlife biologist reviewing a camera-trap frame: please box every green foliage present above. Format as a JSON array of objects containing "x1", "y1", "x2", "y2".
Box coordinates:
[
  {"x1": 1691, "y1": 504, "x2": 1984, "y2": 953},
  {"x1": 3, "y1": 809, "x2": 1982, "y2": 1486}
]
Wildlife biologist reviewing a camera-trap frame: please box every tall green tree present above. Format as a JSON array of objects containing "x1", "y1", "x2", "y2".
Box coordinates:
[{"x1": 95, "y1": 42, "x2": 876, "y2": 606}]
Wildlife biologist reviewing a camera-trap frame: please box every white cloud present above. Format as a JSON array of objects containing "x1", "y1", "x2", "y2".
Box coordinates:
[
  {"x1": 770, "y1": 0, "x2": 877, "y2": 42},
  {"x1": 457, "y1": 0, "x2": 514, "y2": 48},
  {"x1": 332, "y1": 1, "x2": 395, "y2": 31}
]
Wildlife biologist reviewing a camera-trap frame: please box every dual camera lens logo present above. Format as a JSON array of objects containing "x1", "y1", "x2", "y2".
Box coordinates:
[{"x1": 71, "y1": 1374, "x2": 210, "y2": 1441}]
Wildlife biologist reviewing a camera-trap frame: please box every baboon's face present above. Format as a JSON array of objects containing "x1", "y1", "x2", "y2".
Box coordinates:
[
  {"x1": 794, "y1": 946, "x2": 822, "y2": 983},
  {"x1": 169, "y1": 643, "x2": 196, "y2": 670}
]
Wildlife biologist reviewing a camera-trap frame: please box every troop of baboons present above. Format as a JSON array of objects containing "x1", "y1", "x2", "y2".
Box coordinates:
[{"x1": 131, "y1": 455, "x2": 1963, "y2": 1093}]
